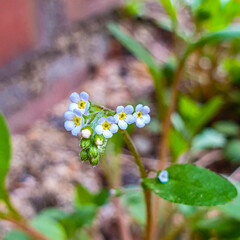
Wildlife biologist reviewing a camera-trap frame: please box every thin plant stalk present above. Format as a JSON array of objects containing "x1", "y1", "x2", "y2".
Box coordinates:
[{"x1": 120, "y1": 130, "x2": 152, "y2": 240}]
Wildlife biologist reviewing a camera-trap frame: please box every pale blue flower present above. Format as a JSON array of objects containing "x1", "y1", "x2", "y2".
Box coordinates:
[
  {"x1": 68, "y1": 91, "x2": 90, "y2": 114},
  {"x1": 158, "y1": 170, "x2": 169, "y2": 183},
  {"x1": 114, "y1": 105, "x2": 135, "y2": 130},
  {"x1": 133, "y1": 104, "x2": 151, "y2": 128},
  {"x1": 95, "y1": 116, "x2": 118, "y2": 138},
  {"x1": 64, "y1": 109, "x2": 84, "y2": 136}
]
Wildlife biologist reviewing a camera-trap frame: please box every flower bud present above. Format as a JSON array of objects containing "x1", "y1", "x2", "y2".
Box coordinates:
[
  {"x1": 89, "y1": 145, "x2": 99, "y2": 159},
  {"x1": 158, "y1": 170, "x2": 169, "y2": 183},
  {"x1": 81, "y1": 126, "x2": 93, "y2": 139},
  {"x1": 80, "y1": 149, "x2": 89, "y2": 161},
  {"x1": 80, "y1": 139, "x2": 91, "y2": 149},
  {"x1": 90, "y1": 156, "x2": 100, "y2": 166},
  {"x1": 94, "y1": 134, "x2": 105, "y2": 146}
]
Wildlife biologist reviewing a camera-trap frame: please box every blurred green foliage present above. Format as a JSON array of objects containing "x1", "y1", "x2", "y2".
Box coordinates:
[{"x1": 1, "y1": 0, "x2": 240, "y2": 239}]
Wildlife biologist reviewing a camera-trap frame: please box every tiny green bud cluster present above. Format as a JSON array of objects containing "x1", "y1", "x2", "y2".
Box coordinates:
[{"x1": 79, "y1": 127, "x2": 106, "y2": 166}]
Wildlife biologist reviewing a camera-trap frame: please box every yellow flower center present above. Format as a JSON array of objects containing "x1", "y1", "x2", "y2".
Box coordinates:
[
  {"x1": 136, "y1": 111, "x2": 142, "y2": 118},
  {"x1": 102, "y1": 121, "x2": 111, "y2": 130},
  {"x1": 119, "y1": 112, "x2": 126, "y2": 120},
  {"x1": 74, "y1": 116, "x2": 81, "y2": 125},
  {"x1": 78, "y1": 101, "x2": 86, "y2": 109}
]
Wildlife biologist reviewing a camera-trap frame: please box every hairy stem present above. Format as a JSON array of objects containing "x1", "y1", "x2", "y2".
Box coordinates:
[{"x1": 120, "y1": 130, "x2": 152, "y2": 240}]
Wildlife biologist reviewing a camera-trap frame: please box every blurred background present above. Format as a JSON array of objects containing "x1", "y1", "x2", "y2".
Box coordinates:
[{"x1": 0, "y1": 0, "x2": 240, "y2": 239}]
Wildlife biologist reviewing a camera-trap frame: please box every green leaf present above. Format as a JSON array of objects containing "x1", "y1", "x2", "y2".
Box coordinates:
[
  {"x1": 39, "y1": 208, "x2": 68, "y2": 220},
  {"x1": 143, "y1": 164, "x2": 237, "y2": 206},
  {"x1": 73, "y1": 229, "x2": 92, "y2": 240},
  {"x1": 108, "y1": 23, "x2": 159, "y2": 75},
  {"x1": 121, "y1": 186, "x2": 146, "y2": 225},
  {"x1": 3, "y1": 231, "x2": 31, "y2": 240},
  {"x1": 217, "y1": 182, "x2": 240, "y2": 221},
  {"x1": 124, "y1": 0, "x2": 144, "y2": 17},
  {"x1": 179, "y1": 95, "x2": 201, "y2": 121},
  {"x1": 190, "y1": 96, "x2": 223, "y2": 138},
  {"x1": 223, "y1": 58, "x2": 240, "y2": 83},
  {"x1": 108, "y1": 23, "x2": 165, "y2": 112},
  {"x1": 177, "y1": 204, "x2": 199, "y2": 217},
  {"x1": 193, "y1": 0, "x2": 240, "y2": 31},
  {"x1": 224, "y1": 140, "x2": 240, "y2": 163},
  {"x1": 31, "y1": 215, "x2": 66, "y2": 240},
  {"x1": 186, "y1": 26, "x2": 240, "y2": 57},
  {"x1": 191, "y1": 128, "x2": 226, "y2": 151},
  {"x1": 159, "y1": 0, "x2": 177, "y2": 22},
  {"x1": 194, "y1": 217, "x2": 240, "y2": 239},
  {"x1": 213, "y1": 120, "x2": 240, "y2": 137},
  {"x1": 177, "y1": 95, "x2": 223, "y2": 140},
  {"x1": 74, "y1": 184, "x2": 95, "y2": 208},
  {"x1": 4, "y1": 215, "x2": 67, "y2": 240},
  {"x1": 74, "y1": 184, "x2": 109, "y2": 209},
  {"x1": 58, "y1": 207, "x2": 97, "y2": 238},
  {"x1": 0, "y1": 113, "x2": 11, "y2": 187},
  {"x1": 0, "y1": 113, "x2": 12, "y2": 204},
  {"x1": 169, "y1": 128, "x2": 189, "y2": 161},
  {"x1": 38, "y1": 207, "x2": 97, "y2": 239},
  {"x1": 94, "y1": 188, "x2": 109, "y2": 206}
]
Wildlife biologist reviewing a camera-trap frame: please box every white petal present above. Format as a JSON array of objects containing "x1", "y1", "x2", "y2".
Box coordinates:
[
  {"x1": 133, "y1": 112, "x2": 137, "y2": 120},
  {"x1": 118, "y1": 120, "x2": 127, "y2": 130},
  {"x1": 95, "y1": 125, "x2": 103, "y2": 134},
  {"x1": 70, "y1": 92, "x2": 80, "y2": 103},
  {"x1": 73, "y1": 108, "x2": 83, "y2": 117},
  {"x1": 98, "y1": 117, "x2": 105, "y2": 125},
  {"x1": 114, "y1": 114, "x2": 119, "y2": 123},
  {"x1": 125, "y1": 105, "x2": 134, "y2": 114},
  {"x1": 136, "y1": 104, "x2": 143, "y2": 112},
  {"x1": 116, "y1": 106, "x2": 124, "y2": 113},
  {"x1": 81, "y1": 118, "x2": 86, "y2": 128},
  {"x1": 64, "y1": 111, "x2": 74, "y2": 120},
  {"x1": 142, "y1": 106, "x2": 150, "y2": 114},
  {"x1": 103, "y1": 130, "x2": 113, "y2": 138},
  {"x1": 125, "y1": 115, "x2": 135, "y2": 124},
  {"x1": 106, "y1": 116, "x2": 115, "y2": 124},
  {"x1": 71, "y1": 126, "x2": 81, "y2": 136},
  {"x1": 142, "y1": 114, "x2": 151, "y2": 124},
  {"x1": 68, "y1": 103, "x2": 78, "y2": 111},
  {"x1": 64, "y1": 121, "x2": 75, "y2": 131},
  {"x1": 84, "y1": 101, "x2": 90, "y2": 112},
  {"x1": 136, "y1": 119, "x2": 145, "y2": 128},
  {"x1": 110, "y1": 124, "x2": 119, "y2": 133},
  {"x1": 80, "y1": 91, "x2": 89, "y2": 101}
]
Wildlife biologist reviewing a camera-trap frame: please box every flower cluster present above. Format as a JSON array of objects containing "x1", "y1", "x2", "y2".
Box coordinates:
[{"x1": 64, "y1": 91, "x2": 151, "y2": 165}]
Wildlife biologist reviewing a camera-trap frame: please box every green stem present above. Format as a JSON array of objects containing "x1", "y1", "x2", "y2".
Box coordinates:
[
  {"x1": 120, "y1": 130, "x2": 152, "y2": 240},
  {"x1": 120, "y1": 130, "x2": 146, "y2": 178}
]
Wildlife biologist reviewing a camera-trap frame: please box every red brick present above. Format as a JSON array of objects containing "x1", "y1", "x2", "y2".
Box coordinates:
[
  {"x1": 65, "y1": 0, "x2": 121, "y2": 23},
  {"x1": 0, "y1": 0, "x2": 37, "y2": 66}
]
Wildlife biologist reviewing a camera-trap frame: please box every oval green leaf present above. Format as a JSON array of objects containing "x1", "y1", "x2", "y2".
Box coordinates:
[
  {"x1": 224, "y1": 140, "x2": 240, "y2": 163},
  {"x1": 0, "y1": 113, "x2": 11, "y2": 184},
  {"x1": 0, "y1": 113, "x2": 11, "y2": 202},
  {"x1": 143, "y1": 164, "x2": 237, "y2": 206}
]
